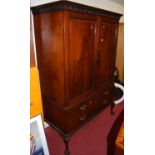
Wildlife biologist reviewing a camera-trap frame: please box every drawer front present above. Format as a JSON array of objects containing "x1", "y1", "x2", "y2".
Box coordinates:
[
  {"x1": 86, "y1": 84, "x2": 114, "y2": 117},
  {"x1": 67, "y1": 113, "x2": 88, "y2": 133},
  {"x1": 30, "y1": 91, "x2": 43, "y2": 118},
  {"x1": 96, "y1": 85, "x2": 114, "y2": 109},
  {"x1": 67, "y1": 96, "x2": 95, "y2": 120},
  {"x1": 86, "y1": 99, "x2": 99, "y2": 117},
  {"x1": 65, "y1": 84, "x2": 114, "y2": 132},
  {"x1": 96, "y1": 94, "x2": 110, "y2": 108},
  {"x1": 103, "y1": 83, "x2": 113, "y2": 96}
]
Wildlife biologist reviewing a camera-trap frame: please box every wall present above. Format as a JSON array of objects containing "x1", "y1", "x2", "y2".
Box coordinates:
[
  {"x1": 115, "y1": 23, "x2": 124, "y2": 82},
  {"x1": 30, "y1": 11, "x2": 37, "y2": 67},
  {"x1": 30, "y1": 12, "x2": 35, "y2": 67}
]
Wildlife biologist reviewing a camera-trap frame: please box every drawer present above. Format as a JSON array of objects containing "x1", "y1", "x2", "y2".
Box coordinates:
[
  {"x1": 86, "y1": 99, "x2": 99, "y2": 117},
  {"x1": 87, "y1": 86, "x2": 113, "y2": 117},
  {"x1": 96, "y1": 95, "x2": 110, "y2": 108},
  {"x1": 96, "y1": 89, "x2": 113, "y2": 109},
  {"x1": 67, "y1": 97, "x2": 95, "y2": 120},
  {"x1": 102, "y1": 84, "x2": 114, "y2": 96},
  {"x1": 67, "y1": 113, "x2": 88, "y2": 133},
  {"x1": 30, "y1": 90, "x2": 43, "y2": 118},
  {"x1": 30, "y1": 67, "x2": 40, "y2": 92},
  {"x1": 86, "y1": 96, "x2": 110, "y2": 119}
]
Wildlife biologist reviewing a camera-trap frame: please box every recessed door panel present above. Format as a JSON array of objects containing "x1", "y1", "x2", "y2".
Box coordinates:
[
  {"x1": 68, "y1": 18, "x2": 95, "y2": 99},
  {"x1": 96, "y1": 22, "x2": 117, "y2": 87}
]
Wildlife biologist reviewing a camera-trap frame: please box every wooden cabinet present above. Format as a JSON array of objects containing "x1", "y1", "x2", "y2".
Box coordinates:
[{"x1": 32, "y1": 1, "x2": 121, "y2": 138}]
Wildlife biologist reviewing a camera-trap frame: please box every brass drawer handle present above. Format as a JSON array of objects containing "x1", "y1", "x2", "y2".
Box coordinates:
[
  {"x1": 102, "y1": 100, "x2": 108, "y2": 105},
  {"x1": 104, "y1": 90, "x2": 109, "y2": 95},
  {"x1": 80, "y1": 104, "x2": 87, "y2": 111},
  {"x1": 80, "y1": 115, "x2": 86, "y2": 121},
  {"x1": 90, "y1": 25, "x2": 94, "y2": 30}
]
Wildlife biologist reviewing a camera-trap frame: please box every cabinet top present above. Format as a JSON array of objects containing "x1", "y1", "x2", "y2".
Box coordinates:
[{"x1": 31, "y1": 0, "x2": 122, "y2": 19}]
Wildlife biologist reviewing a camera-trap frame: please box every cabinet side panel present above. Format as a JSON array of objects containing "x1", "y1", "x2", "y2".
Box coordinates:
[{"x1": 33, "y1": 11, "x2": 65, "y2": 105}]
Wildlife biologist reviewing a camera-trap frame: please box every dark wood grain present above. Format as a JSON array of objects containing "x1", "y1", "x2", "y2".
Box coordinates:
[
  {"x1": 32, "y1": 2, "x2": 121, "y2": 152},
  {"x1": 95, "y1": 18, "x2": 118, "y2": 88},
  {"x1": 33, "y1": 11, "x2": 66, "y2": 105},
  {"x1": 67, "y1": 12, "x2": 96, "y2": 100}
]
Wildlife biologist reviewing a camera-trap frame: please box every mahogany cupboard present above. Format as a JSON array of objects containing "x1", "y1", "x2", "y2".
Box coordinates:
[{"x1": 32, "y1": 1, "x2": 121, "y2": 154}]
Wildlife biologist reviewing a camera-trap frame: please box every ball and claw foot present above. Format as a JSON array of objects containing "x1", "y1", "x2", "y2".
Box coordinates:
[{"x1": 64, "y1": 149, "x2": 70, "y2": 155}]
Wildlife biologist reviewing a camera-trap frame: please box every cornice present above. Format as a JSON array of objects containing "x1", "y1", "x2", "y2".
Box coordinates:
[{"x1": 31, "y1": 0, "x2": 122, "y2": 19}]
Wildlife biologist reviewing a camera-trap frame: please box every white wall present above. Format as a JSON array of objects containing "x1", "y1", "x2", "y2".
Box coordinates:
[{"x1": 31, "y1": 0, "x2": 124, "y2": 22}]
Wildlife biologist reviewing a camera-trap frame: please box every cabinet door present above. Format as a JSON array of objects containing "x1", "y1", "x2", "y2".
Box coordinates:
[
  {"x1": 67, "y1": 14, "x2": 96, "y2": 100},
  {"x1": 95, "y1": 21, "x2": 118, "y2": 88}
]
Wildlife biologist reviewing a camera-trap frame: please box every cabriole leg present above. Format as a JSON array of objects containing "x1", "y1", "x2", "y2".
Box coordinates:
[{"x1": 63, "y1": 136, "x2": 70, "y2": 155}]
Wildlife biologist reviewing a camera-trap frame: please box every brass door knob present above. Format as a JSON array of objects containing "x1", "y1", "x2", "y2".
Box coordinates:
[
  {"x1": 90, "y1": 25, "x2": 94, "y2": 30},
  {"x1": 102, "y1": 25, "x2": 106, "y2": 29},
  {"x1": 89, "y1": 100, "x2": 93, "y2": 104},
  {"x1": 101, "y1": 38, "x2": 104, "y2": 42}
]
